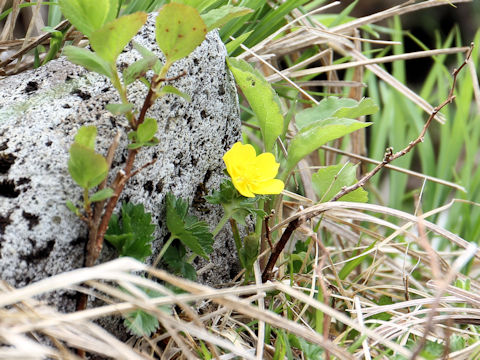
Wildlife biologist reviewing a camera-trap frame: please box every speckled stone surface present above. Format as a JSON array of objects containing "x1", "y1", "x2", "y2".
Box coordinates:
[{"x1": 0, "y1": 13, "x2": 241, "y2": 315}]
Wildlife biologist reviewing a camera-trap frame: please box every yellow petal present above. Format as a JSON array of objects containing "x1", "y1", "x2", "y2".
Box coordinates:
[
  {"x1": 223, "y1": 142, "x2": 256, "y2": 179},
  {"x1": 232, "y1": 177, "x2": 255, "y2": 197},
  {"x1": 251, "y1": 153, "x2": 280, "y2": 180},
  {"x1": 250, "y1": 179, "x2": 284, "y2": 195}
]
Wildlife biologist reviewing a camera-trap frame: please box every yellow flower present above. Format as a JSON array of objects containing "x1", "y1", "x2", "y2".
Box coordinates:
[{"x1": 223, "y1": 142, "x2": 284, "y2": 198}]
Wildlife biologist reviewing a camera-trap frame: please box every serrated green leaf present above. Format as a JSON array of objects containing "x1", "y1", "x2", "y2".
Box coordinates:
[
  {"x1": 312, "y1": 163, "x2": 368, "y2": 203},
  {"x1": 201, "y1": 5, "x2": 253, "y2": 31},
  {"x1": 227, "y1": 57, "x2": 283, "y2": 151},
  {"x1": 90, "y1": 188, "x2": 114, "y2": 202},
  {"x1": 157, "y1": 85, "x2": 191, "y2": 102},
  {"x1": 155, "y1": 3, "x2": 207, "y2": 65},
  {"x1": 74, "y1": 125, "x2": 97, "y2": 149},
  {"x1": 285, "y1": 118, "x2": 371, "y2": 176},
  {"x1": 225, "y1": 30, "x2": 252, "y2": 55},
  {"x1": 163, "y1": 242, "x2": 198, "y2": 280},
  {"x1": 68, "y1": 143, "x2": 108, "y2": 189},
  {"x1": 104, "y1": 232, "x2": 134, "y2": 252},
  {"x1": 205, "y1": 179, "x2": 266, "y2": 226},
  {"x1": 166, "y1": 193, "x2": 214, "y2": 260},
  {"x1": 105, "y1": 202, "x2": 155, "y2": 261},
  {"x1": 137, "y1": 117, "x2": 158, "y2": 143},
  {"x1": 90, "y1": 12, "x2": 147, "y2": 64},
  {"x1": 63, "y1": 46, "x2": 114, "y2": 78},
  {"x1": 123, "y1": 56, "x2": 157, "y2": 85},
  {"x1": 58, "y1": 0, "x2": 118, "y2": 38},
  {"x1": 124, "y1": 309, "x2": 159, "y2": 337},
  {"x1": 296, "y1": 97, "x2": 378, "y2": 130},
  {"x1": 106, "y1": 103, "x2": 134, "y2": 115}
]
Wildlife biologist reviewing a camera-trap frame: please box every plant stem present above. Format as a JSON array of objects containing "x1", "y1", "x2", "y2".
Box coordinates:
[
  {"x1": 212, "y1": 213, "x2": 229, "y2": 237},
  {"x1": 229, "y1": 218, "x2": 242, "y2": 255},
  {"x1": 152, "y1": 234, "x2": 176, "y2": 269},
  {"x1": 255, "y1": 199, "x2": 265, "y2": 238}
]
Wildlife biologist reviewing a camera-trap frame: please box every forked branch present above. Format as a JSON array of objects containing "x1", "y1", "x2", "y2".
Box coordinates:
[{"x1": 262, "y1": 43, "x2": 474, "y2": 283}]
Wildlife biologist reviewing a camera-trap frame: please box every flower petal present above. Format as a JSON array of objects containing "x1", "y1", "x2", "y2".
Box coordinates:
[
  {"x1": 251, "y1": 153, "x2": 280, "y2": 180},
  {"x1": 232, "y1": 177, "x2": 255, "y2": 197},
  {"x1": 249, "y1": 179, "x2": 284, "y2": 195},
  {"x1": 223, "y1": 142, "x2": 256, "y2": 179}
]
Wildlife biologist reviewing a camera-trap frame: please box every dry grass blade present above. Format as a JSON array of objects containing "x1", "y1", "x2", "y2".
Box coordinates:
[{"x1": 266, "y1": 47, "x2": 470, "y2": 82}]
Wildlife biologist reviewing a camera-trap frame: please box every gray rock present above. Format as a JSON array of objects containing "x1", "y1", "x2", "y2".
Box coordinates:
[{"x1": 0, "y1": 13, "x2": 241, "y2": 313}]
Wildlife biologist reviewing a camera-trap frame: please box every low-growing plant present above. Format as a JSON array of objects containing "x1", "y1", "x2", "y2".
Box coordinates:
[{"x1": 2, "y1": 0, "x2": 478, "y2": 358}]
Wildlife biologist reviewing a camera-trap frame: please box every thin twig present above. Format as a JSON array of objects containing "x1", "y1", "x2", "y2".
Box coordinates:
[{"x1": 261, "y1": 43, "x2": 473, "y2": 282}]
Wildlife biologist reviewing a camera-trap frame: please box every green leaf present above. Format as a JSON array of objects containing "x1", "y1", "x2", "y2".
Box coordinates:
[
  {"x1": 205, "y1": 179, "x2": 266, "y2": 226},
  {"x1": 90, "y1": 12, "x2": 148, "y2": 64},
  {"x1": 105, "y1": 103, "x2": 134, "y2": 115},
  {"x1": 227, "y1": 57, "x2": 283, "y2": 151},
  {"x1": 201, "y1": 5, "x2": 253, "y2": 31},
  {"x1": 74, "y1": 125, "x2": 97, "y2": 149},
  {"x1": 295, "y1": 97, "x2": 378, "y2": 130},
  {"x1": 63, "y1": 46, "x2": 114, "y2": 78},
  {"x1": 66, "y1": 200, "x2": 81, "y2": 216},
  {"x1": 137, "y1": 117, "x2": 158, "y2": 143},
  {"x1": 311, "y1": 163, "x2": 368, "y2": 203},
  {"x1": 172, "y1": 0, "x2": 217, "y2": 13},
  {"x1": 285, "y1": 118, "x2": 371, "y2": 175},
  {"x1": 40, "y1": 26, "x2": 64, "y2": 66},
  {"x1": 166, "y1": 193, "x2": 214, "y2": 260},
  {"x1": 105, "y1": 202, "x2": 155, "y2": 261},
  {"x1": 338, "y1": 240, "x2": 376, "y2": 280},
  {"x1": 58, "y1": 0, "x2": 118, "y2": 38},
  {"x1": 157, "y1": 85, "x2": 191, "y2": 102},
  {"x1": 123, "y1": 56, "x2": 157, "y2": 86},
  {"x1": 155, "y1": 3, "x2": 207, "y2": 64},
  {"x1": 124, "y1": 309, "x2": 159, "y2": 337},
  {"x1": 68, "y1": 143, "x2": 108, "y2": 189},
  {"x1": 90, "y1": 188, "x2": 114, "y2": 202},
  {"x1": 239, "y1": 233, "x2": 258, "y2": 274},
  {"x1": 132, "y1": 41, "x2": 162, "y2": 73},
  {"x1": 225, "y1": 31, "x2": 252, "y2": 55},
  {"x1": 163, "y1": 241, "x2": 197, "y2": 280}
]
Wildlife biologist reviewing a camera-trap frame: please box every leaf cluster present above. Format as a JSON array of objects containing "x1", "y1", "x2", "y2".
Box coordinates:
[
  {"x1": 162, "y1": 193, "x2": 214, "y2": 280},
  {"x1": 105, "y1": 202, "x2": 156, "y2": 262},
  {"x1": 206, "y1": 179, "x2": 266, "y2": 226}
]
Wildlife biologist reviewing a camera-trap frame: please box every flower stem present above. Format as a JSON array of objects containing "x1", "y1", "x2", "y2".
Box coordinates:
[
  {"x1": 254, "y1": 199, "x2": 265, "y2": 239},
  {"x1": 212, "y1": 213, "x2": 230, "y2": 237},
  {"x1": 229, "y1": 218, "x2": 242, "y2": 255},
  {"x1": 152, "y1": 234, "x2": 175, "y2": 269}
]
